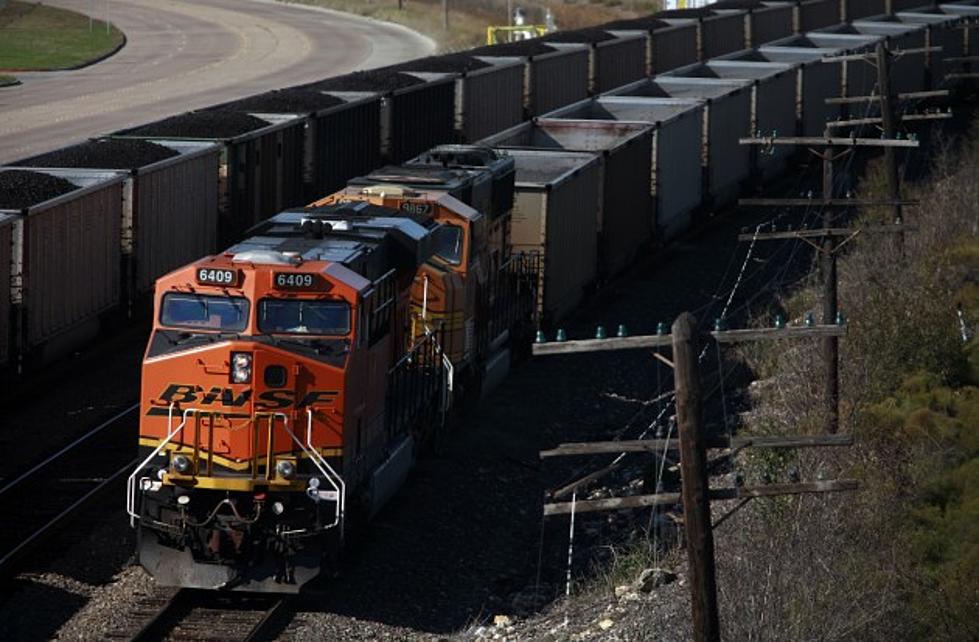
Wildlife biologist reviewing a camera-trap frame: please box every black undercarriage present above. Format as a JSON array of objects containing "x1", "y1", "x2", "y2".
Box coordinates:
[{"x1": 137, "y1": 483, "x2": 340, "y2": 593}]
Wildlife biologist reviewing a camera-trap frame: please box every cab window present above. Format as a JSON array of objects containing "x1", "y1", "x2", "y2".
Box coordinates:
[
  {"x1": 258, "y1": 299, "x2": 351, "y2": 335},
  {"x1": 432, "y1": 224, "x2": 464, "y2": 266},
  {"x1": 161, "y1": 293, "x2": 250, "y2": 332}
]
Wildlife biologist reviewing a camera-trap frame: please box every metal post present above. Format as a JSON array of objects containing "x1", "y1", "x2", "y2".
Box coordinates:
[
  {"x1": 821, "y1": 132, "x2": 840, "y2": 434},
  {"x1": 105, "y1": 0, "x2": 110, "y2": 35},
  {"x1": 876, "y1": 43, "x2": 904, "y2": 245},
  {"x1": 672, "y1": 313, "x2": 720, "y2": 642}
]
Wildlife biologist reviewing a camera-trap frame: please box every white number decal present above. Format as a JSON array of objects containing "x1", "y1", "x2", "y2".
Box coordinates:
[
  {"x1": 276, "y1": 273, "x2": 315, "y2": 288},
  {"x1": 198, "y1": 268, "x2": 234, "y2": 284}
]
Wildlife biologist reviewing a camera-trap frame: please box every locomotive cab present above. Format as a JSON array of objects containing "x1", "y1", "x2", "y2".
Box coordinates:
[
  {"x1": 129, "y1": 202, "x2": 443, "y2": 592},
  {"x1": 314, "y1": 186, "x2": 488, "y2": 369}
]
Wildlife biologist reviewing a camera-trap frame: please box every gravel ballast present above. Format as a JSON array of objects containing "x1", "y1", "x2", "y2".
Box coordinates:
[
  {"x1": 118, "y1": 112, "x2": 271, "y2": 139},
  {"x1": 209, "y1": 89, "x2": 345, "y2": 114},
  {"x1": 0, "y1": 169, "x2": 77, "y2": 209},
  {"x1": 13, "y1": 139, "x2": 178, "y2": 170}
]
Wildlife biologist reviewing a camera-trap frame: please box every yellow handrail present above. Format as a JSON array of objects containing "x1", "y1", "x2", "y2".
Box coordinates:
[{"x1": 486, "y1": 25, "x2": 548, "y2": 45}]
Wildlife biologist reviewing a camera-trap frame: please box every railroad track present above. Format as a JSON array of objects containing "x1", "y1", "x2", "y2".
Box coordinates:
[
  {"x1": 117, "y1": 588, "x2": 295, "y2": 642},
  {"x1": 0, "y1": 403, "x2": 140, "y2": 579}
]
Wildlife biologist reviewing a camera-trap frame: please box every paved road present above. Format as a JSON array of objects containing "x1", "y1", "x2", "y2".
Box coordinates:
[{"x1": 0, "y1": 0, "x2": 434, "y2": 164}]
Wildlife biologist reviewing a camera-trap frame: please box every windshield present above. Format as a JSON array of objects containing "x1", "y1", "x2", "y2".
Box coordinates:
[
  {"x1": 160, "y1": 293, "x2": 250, "y2": 332},
  {"x1": 432, "y1": 224, "x2": 464, "y2": 265},
  {"x1": 258, "y1": 299, "x2": 351, "y2": 335}
]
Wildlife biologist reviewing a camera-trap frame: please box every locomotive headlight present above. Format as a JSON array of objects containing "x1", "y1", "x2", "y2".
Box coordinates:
[
  {"x1": 275, "y1": 459, "x2": 296, "y2": 480},
  {"x1": 231, "y1": 351, "x2": 252, "y2": 383},
  {"x1": 172, "y1": 454, "x2": 191, "y2": 474}
]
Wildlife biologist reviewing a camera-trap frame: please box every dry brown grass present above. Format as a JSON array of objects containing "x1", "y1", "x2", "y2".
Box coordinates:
[
  {"x1": 281, "y1": 0, "x2": 660, "y2": 52},
  {"x1": 714, "y1": 125, "x2": 979, "y2": 640}
]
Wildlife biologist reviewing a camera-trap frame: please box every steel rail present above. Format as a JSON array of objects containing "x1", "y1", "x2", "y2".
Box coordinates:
[
  {"x1": 127, "y1": 591, "x2": 292, "y2": 642},
  {"x1": 244, "y1": 596, "x2": 295, "y2": 642},
  {"x1": 0, "y1": 402, "x2": 139, "y2": 497},
  {"x1": 127, "y1": 589, "x2": 189, "y2": 642},
  {"x1": 0, "y1": 457, "x2": 139, "y2": 578}
]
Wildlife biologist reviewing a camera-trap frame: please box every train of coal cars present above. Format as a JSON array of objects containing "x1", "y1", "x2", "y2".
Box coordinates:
[
  {"x1": 2, "y1": 0, "x2": 976, "y2": 592},
  {"x1": 2, "y1": 0, "x2": 975, "y2": 370}
]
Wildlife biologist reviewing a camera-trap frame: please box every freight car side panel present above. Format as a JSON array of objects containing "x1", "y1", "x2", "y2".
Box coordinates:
[
  {"x1": 510, "y1": 163, "x2": 600, "y2": 324},
  {"x1": 0, "y1": 215, "x2": 12, "y2": 367},
  {"x1": 798, "y1": 0, "x2": 842, "y2": 32},
  {"x1": 703, "y1": 13, "x2": 749, "y2": 59},
  {"x1": 892, "y1": 0, "x2": 928, "y2": 10},
  {"x1": 315, "y1": 98, "x2": 382, "y2": 194},
  {"x1": 652, "y1": 25, "x2": 699, "y2": 74},
  {"x1": 753, "y1": 72, "x2": 799, "y2": 180},
  {"x1": 879, "y1": 28, "x2": 927, "y2": 95},
  {"x1": 845, "y1": 0, "x2": 886, "y2": 21},
  {"x1": 654, "y1": 108, "x2": 703, "y2": 239},
  {"x1": 543, "y1": 162, "x2": 600, "y2": 322},
  {"x1": 798, "y1": 58, "x2": 841, "y2": 135},
  {"x1": 594, "y1": 37, "x2": 647, "y2": 94},
  {"x1": 461, "y1": 63, "x2": 525, "y2": 142},
  {"x1": 257, "y1": 122, "x2": 306, "y2": 219},
  {"x1": 705, "y1": 90, "x2": 752, "y2": 206},
  {"x1": 914, "y1": 17, "x2": 965, "y2": 89},
  {"x1": 599, "y1": 131, "x2": 653, "y2": 277},
  {"x1": 749, "y1": 5, "x2": 795, "y2": 46},
  {"x1": 530, "y1": 49, "x2": 590, "y2": 116},
  {"x1": 135, "y1": 150, "x2": 220, "y2": 293},
  {"x1": 390, "y1": 81, "x2": 456, "y2": 162},
  {"x1": 26, "y1": 184, "x2": 121, "y2": 348},
  {"x1": 843, "y1": 53, "x2": 878, "y2": 99}
]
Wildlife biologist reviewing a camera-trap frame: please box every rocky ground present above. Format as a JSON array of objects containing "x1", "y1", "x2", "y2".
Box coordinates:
[{"x1": 0, "y1": 156, "x2": 824, "y2": 640}]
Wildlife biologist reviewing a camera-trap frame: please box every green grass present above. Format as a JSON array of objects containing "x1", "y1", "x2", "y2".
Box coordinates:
[
  {"x1": 0, "y1": 73, "x2": 19, "y2": 86},
  {"x1": 0, "y1": 1, "x2": 124, "y2": 71}
]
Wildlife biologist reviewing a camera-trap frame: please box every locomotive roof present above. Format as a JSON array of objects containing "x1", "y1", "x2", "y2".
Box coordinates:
[{"x1": 227, "y1": 201, "x2": 436, "y2": 281}]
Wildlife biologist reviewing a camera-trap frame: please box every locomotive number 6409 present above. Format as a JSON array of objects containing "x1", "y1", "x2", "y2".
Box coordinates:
[
  {"x1": 274, "y1": 272, "x2": 318, "y2": 290},
  {"x1": 196, "y1": 268, "x2": 238, "y2": 286}
]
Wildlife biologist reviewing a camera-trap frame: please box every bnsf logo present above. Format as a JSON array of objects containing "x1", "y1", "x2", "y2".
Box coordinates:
[{"x1": 153, "y1": 384, "x2": 338, "y2": 412}]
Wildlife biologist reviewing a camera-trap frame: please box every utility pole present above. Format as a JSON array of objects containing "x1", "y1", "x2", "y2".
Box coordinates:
[
  {"x1": 442, "y1": 0, "x2": 448, "y2": 30},
  {"x1": 534, "y1": 318, "x2": 856, "y2": 639},
  {"x1": 876, "y1": 42, "x2": 904, "y2": 249},
  {"x1": 535, "y1": 317, "x2": 856, "y2": 639},
  {"x1": 737, "y1": 124, "x2": 922, "y2": 434},
  {"x1": 672, "y1": 313, "x2": 720, "y2": 642},
  {"x1": 821, "y1": 131, "x2": 840, "y2": 435}
]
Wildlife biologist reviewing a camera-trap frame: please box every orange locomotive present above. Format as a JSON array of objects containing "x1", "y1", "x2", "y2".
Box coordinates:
[{"x1": 128, "y1": 152, "x2": 536, "y2": 592}]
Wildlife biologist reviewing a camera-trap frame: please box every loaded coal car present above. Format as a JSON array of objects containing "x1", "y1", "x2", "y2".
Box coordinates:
[{"x1": 127, "y1": 181, "x2": 536, "y2": 591}]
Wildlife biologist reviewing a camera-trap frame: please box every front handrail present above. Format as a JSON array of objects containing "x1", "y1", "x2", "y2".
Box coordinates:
[
  {"x1": 128, "y1": 406, "x2": 347, "y2": 538},
  {"x1": 127, "y1": 403, "x2": 189, "y2": 525},
  {"x1": 279, "y1": 409, "x2": 346, "y2": 537}
]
